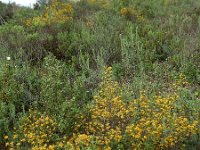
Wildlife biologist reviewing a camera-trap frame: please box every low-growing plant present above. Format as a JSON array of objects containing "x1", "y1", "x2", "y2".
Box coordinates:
[{"x1": 69, "y1": 67, "x2": 200, "y2": 149}]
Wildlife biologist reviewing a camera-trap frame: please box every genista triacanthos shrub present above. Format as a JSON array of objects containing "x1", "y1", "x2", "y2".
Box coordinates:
[
  {"x1": 25, "y1": 0, "x2": 73, "y2": 27},
  {"x1": 69, "y1": 67, "x2": 199, "y2": 149},
  {"x1": 4, "y1": 67, "x2": 199, "y2": 149},
  {"x1": 4, "y1": 109, "x2": 77, "y2": 150}
]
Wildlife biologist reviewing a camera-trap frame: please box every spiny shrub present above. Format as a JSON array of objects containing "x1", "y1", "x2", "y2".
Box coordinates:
[
  {"x1": 70, "y1": 67, "x2": 199, "y2": 149},
  {"x1": 70, "y1": 67, "x2": 130, "y2": 149},
  {"x1": 4, "y1": 109, "x2": 71, "y2": 150},
  {"x1": 25, "y1": 0, "x2": 73, "y2": 27}
]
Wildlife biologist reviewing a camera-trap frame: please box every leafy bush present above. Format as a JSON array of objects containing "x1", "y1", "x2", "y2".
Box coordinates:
[{"x1": 68, "y1": 67, "x2": 200, "y2": 149}]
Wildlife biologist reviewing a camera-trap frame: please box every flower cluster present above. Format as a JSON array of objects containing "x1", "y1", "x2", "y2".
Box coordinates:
[
  {"x1": 68, "y1": 67, "x2": 130, "y2": 149},
  {"x1": 72, "y1": 67, "x2": 199, "y2": 149},
  {"x1": 126, "y1": 93, "x2": 198, "y2": 149},
  {"x1": 124, "y1": 72, "x2": 199, "y2": 149},
  {"x1": 173, "y1": 73, "x2": 189, "y2": 89},
  {"x1": 25, "y1": 0, "x2": 73, "y2": 27},
  {"x1": 4, "y1": 109, "x2": 71, "y2": 150}
]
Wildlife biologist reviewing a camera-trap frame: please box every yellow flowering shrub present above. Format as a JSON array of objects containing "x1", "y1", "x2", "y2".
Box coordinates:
[
  {"x1": 25, "y1": 0, "x2": 73, "y2": 27},
  {"x1": 4, "y1": 109, "x2": 71, "y2": 150},
  {"x1": 3, "y1": 67, "x2": 199, "y2": 149},
  {"x1": 71, "y1": 67, "x2": 199, "y2": 149},
  {"x1": 125, "y1": 73, "x2": 199, "y2": 149},
  {"x1": 68, "y1": 67, "x2": 131, "y2": 149},
  {"x1": 86, "y1": 67, "x2": 130, "y2": 144},
  {"x1": 126, "y1": 94, "x2": 198, "y2": 149}
]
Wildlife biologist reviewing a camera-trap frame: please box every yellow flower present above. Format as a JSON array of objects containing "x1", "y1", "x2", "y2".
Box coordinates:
[
  {"x1": 4, "y1": 135, "x2": 8, "y2": 140},
  {"x1": 13, "y1": 134, "x2": 18, "y2": 139},
  {"x1": 20, "y1": 138, "x2": 26, "y2": 142},
  {"x1": 58, "y1": 142, "x2": 64, "y2": 148},
  {"x1": 49, "y1": 145, "x2": 55, "y2": 150},
  {"x1": 120, "y1": 7, "x2": 129, "y2": 15}
]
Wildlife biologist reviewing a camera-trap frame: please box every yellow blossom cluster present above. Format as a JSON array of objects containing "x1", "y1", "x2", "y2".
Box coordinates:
[
  {"x1": 88, "y1": 67, "x2": 129, "y2": 144},
  {"x1": 25, "y1": 0, "x2": 73, "y2": 27},
  {"x1": 126, "y1": 93, "x2": 198, "y2": 149},
  {"x1": 69, "y1": 67, "x2": 131, "y2": 149},
  {"x1": 72, "y1": 67, "x2": 199, "y2": 149},
  {"x1": 125, "y1": 73, "x2": 198, "y2": 149},
  {"x1": 120, "y1": 6, "x2": 145, "y2": 23},
  {"x1": 173, "y1": 73, "x2": 189, "y2": 89},
  {"x1": 4, "y1": 109, "x2": 71, "y2": 150}
]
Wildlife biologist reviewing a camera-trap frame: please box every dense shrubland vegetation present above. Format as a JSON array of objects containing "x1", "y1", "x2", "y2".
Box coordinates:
[{"x1": 0, "y1": 0, "x2": 200, "y2": 149}]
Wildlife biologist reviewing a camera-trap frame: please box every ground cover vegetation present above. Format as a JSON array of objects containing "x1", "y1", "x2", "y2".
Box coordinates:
[{"x1": 0, "y1": 0, "x2": 200, "y2": 149}]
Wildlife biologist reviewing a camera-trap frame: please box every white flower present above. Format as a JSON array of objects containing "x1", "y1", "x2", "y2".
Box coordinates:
[{"x1": 6, "y1": 57, "x2": 11, "y2": 61}]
